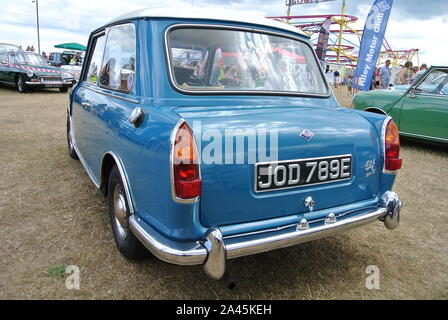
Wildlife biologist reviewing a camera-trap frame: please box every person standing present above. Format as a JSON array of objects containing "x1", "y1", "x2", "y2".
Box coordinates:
[
  {"x1": 397, "y1": 61, "x2": 413, "y2": 85},
  {"x1": 346, "y1": 75, "x2": 353, "y2": 96},
  {"x1": 379, "y1": 60, "x2": 392, "y2": 89},
  {"x1": 333, "y1": 70, "x2": 340, "y2": 89},
  {"x1": 413, "y1": 64, "x2": 428, "y2": 82}
]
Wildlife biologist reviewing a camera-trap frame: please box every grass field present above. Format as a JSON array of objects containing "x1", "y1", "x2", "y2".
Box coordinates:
[{"x1": 0, "y1": 85, "x2": 447, "y2": 299}]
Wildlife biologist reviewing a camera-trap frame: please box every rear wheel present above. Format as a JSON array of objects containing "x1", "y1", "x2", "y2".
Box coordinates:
[
  {"x1": 108, "y1": 165, "x2": 148, "y2": 260},
  {"x1": 66, "y1": 114, "x2": 79, "y2": 160},
  {"x1": 16, "y1": 75, "x2": 28, "y2": 93},
  {"x1": 59, "y1": 87, "x2": 69, "y2": 93}
]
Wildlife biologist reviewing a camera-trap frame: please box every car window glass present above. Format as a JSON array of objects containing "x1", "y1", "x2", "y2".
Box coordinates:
[
  {"x1": 9, "y1": 53, "x2": 25, "y2": 64},
  {"x1": 416, "y1": 69, "x2": 448, "y2": 95},
  {"x1": 0, "y1": 53, "x2": 7, "y2": 63},
  {"x1": 85, "y1": 35, "x2": 106, "y2": 85},
  {"x1": 99, "y1": 24, "x2": 136, "y2": 92},
  {"x1": 167, "y1": 28, "x2": 327, "y2": 95}
]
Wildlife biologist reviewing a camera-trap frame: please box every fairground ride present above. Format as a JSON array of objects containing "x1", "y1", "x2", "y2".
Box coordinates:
[{"x1": 269, "y1": 0, "x2": 420, "y2": 68}]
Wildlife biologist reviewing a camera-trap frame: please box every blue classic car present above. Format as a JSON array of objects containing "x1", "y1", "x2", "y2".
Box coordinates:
[{"x1": 67, "y1": 8, "x2": 403, "y2": 281}]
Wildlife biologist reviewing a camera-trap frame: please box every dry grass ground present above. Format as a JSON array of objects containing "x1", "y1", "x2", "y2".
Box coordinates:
[{"x1": 0, "y1": 85, "x2": 447, "y2": 300}]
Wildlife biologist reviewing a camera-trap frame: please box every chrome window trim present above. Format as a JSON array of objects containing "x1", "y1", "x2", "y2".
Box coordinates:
[
  {"x1": 83, "y1": 30, "x2": 106, "y2": 85},
  {"x1": 98, "y1": 23, "x2": 137, "y2": 94},
  {"x1": 169, "y1": 118, "x2": 202, "y2": 204},
  {"x1": 164, "y1": 23, "x2": 331, "y2": 98},
  {"x1": 381, "y1": 116, "x2": 398, "y2": 175},
  {"x1": 81, "y1": 83, "x2": 139, "y2": 104},
  {"x1": 399, "y1": 131, "x2": 448, "y2": 142},
  {"x1": 254, "y1": 154, "x2": 353, "y2": 194}
]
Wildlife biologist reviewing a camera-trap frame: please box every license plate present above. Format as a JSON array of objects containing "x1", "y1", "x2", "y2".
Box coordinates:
[
  {"x1": 45, "y1": 83, "x2": 61, "y2": 88},
  {"x1": 255, "y1": 155, "x2": 352, "y2": 193}
]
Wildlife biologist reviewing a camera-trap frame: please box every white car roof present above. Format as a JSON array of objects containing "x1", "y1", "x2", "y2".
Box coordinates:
[{"x1": 105, "y1": 7, "x2": 308, "y2": 38}]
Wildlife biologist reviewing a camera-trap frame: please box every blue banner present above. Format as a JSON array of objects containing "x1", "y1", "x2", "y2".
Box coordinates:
[{"x1": 355, "y1": 0, "x2": 394, "y2": 91}]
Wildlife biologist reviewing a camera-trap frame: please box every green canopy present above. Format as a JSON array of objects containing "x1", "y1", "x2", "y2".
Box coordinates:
[{"x1": 54, "y1": 43, "x2": 86, "y2": 51}]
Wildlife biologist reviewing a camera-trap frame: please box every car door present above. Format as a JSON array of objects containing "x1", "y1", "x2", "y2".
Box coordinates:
[
  {"x1": 0, "y1": 53, "x2": 8, "y2": 82},
  {"x1": 72, "y1": 23, "x2": 139, "y2": 181},
  {"x1": 399, "y1": 68, "x2": 448, "y2": 141},
  {"x1": 0, "y1": 53, "x2": 18, "y2": 84},
  {"x1": 71, "y1": 31, "x2": 107, "y2": 181}
]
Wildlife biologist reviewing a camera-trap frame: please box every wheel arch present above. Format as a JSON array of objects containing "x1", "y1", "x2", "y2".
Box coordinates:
[
  {"x1": 364, "y1": 107, "x2": 388, "y2": 115},
  {"x1": 100, "y1": 152, "x2": 135, "y2": 213}
]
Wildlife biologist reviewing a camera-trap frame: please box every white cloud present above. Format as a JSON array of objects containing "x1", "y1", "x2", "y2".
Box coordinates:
[{"x1": 0, "y1": 0, "x2": 446, "y2": 65}]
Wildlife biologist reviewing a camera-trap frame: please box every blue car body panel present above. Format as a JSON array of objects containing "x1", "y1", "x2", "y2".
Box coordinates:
[{"x1": 70, "y1": 17, "x2": 396, "y2": 243}]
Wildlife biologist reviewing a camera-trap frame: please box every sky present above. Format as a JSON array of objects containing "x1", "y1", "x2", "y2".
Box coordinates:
[{"x1": 1, "y1": 0, "x2": 447, "y2": 66}]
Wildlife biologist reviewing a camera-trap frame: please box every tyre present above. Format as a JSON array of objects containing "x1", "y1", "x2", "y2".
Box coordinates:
[
  {"x1": 59, "y1": 87, "x2": 69, "y2": 93},
  {"x1": 16, "y1": 74, "x2": 28, "y2": 93},
  {"x1": 108, "y1": 165, "x2": 148, "y2": 259},
  {"x1": 66, "y1": 114, "x2": 79, "y2": 160}
]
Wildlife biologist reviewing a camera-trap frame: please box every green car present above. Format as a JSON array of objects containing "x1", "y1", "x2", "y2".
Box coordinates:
[
  {"x1": 0, "y1": 48, "x2": 75, "y2": 93},
  {"x1": 353, "y1": 66, "x2": 448, "y2": 144}
]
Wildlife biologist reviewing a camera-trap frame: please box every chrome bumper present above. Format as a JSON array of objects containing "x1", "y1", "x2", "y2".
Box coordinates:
[
  {"x1": 129, "y1": 191, "x2": 402, "y2": 280},
  {"x1": 25, "y1": 80, "x2": 73, "y2": 86}
]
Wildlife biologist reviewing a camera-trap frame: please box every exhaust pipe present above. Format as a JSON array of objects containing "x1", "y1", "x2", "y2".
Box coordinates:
[
  {"x1": 381, "y1": 191, "x2": 402, "y2": 230},
  {"x1": 222, "y1": 272, "x2": 236, "y2": 290}
]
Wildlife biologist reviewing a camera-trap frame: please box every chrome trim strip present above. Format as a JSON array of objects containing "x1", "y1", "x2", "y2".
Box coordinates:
[
  {"x1": 81, "y1": 83, "x2": 139, "y2": 104},
  {"x1": 254, "y1": 154, "x2": 353, "y2": 193},
  {"x1": 102, "y1": 151, "x2": 135, "y2": 214},
  {"x1": 169, "y1": 118, "x2": 201, "y2": 204},
  {"x1": 164, "y1": 23, "x2": 330, "y2": 98},
  {"x1": 399, "y1": 131, "x2": 448, "y2": 142}
]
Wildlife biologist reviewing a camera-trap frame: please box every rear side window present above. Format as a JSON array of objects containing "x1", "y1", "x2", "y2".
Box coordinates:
[
  {"x1": 86, "y1": 35, "x2": 106, "y2": 85},
  {"x1": 0, "y1": 53, "x2": 7, "y2": 63},
  {"x1": 99, "y1": 24, "x2": 136, "y2": 92}
]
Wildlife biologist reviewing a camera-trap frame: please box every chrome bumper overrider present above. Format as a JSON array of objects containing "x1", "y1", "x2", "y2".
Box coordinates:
[{"x1": 129, "y1": 191, "x2": 402, "y2": 280}]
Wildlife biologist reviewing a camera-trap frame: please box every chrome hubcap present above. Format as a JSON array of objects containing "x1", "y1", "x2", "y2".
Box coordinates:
[
  {"x1": 113, "y1": 185, "x2": 128, "y2": 240},
  {"x1": 18, "y1": 78, "x2": 23, "y2": 91}
]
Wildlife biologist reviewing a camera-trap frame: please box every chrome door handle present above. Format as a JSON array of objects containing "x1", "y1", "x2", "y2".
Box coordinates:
[
  {"x1": 129, "y1": 107, "x2": 144, "y2": 127},
  {"x1": 82, "y1": 102, "x2": 93, "y2": 108}
]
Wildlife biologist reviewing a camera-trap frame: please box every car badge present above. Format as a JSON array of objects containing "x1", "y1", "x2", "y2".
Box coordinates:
[
  {"x1": 300, "y1": 129, "x2": 315, "y2": 142},
  {"x1": 364, "y1": 159, "x2": 376, "y2": 178},
  {"x1": 304, "y1": 196, "x2": 315, "y2": 212}
]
